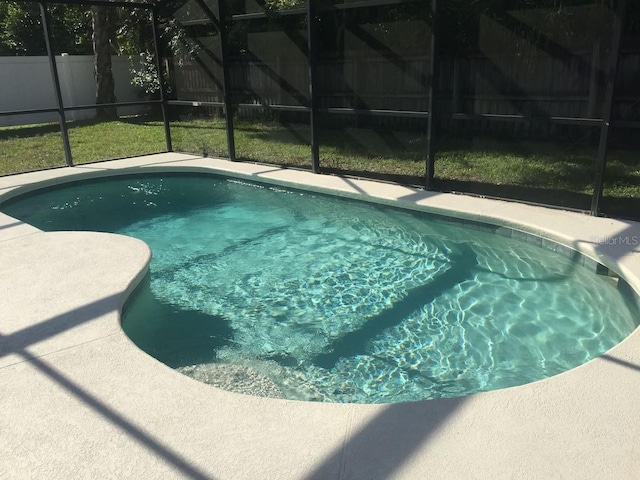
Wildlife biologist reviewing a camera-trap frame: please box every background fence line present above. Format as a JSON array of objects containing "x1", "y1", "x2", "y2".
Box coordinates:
[
  {"x1": 169, "y1": 48, "x2": 640, "y2": 138},
  {"x1": 0, "y1": 55, "x2": 146, "y2": 127}
]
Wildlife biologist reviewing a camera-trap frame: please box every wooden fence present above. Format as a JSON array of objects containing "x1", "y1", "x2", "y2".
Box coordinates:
[{"x1": 167, "y1": 48, "x2": 640, "y2": 138}]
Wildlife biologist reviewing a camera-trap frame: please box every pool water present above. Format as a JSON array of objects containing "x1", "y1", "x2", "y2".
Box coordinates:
[{"x1": 3, "y1": 174, "x2": 639, "y2": 403}]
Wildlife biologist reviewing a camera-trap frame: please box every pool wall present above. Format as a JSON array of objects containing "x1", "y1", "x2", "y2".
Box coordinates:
[{"x1": 1, "y1": 153, "x2": 640, "y2": 478}]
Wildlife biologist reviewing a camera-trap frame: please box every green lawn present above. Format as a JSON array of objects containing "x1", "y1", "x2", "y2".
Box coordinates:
[{"x1": 1, "y1": 115, "x2": 638, "y2": 203}]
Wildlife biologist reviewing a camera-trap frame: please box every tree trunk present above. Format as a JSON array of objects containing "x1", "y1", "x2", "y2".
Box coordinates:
[{"x1": 92, "y1": 6, "x2": 118, "y2": 120}]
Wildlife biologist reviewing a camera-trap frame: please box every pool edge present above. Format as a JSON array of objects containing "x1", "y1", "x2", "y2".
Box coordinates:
[{"x1": 1, "y1": 153, "x2": 639, "y2": 479}]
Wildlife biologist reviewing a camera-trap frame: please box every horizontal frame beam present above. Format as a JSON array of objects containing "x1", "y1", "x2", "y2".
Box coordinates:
[
  {"x1": 321, "y1": 107, "x2": 429, "y2": 118},
  {"x1": 168, "y1": 100, "x2": 225, "y2": 108},
  {"x1": 0, "y1": 100, "x2": 161, "y2": 118},
  {"x1": 13, "y1": 0, "x2": 153, "y2": 9},
  {"x1": 322, "y1": 0, "x2": 421, "y2": 11},
  {"x1": 231, "y1": 7, "x2": 306, "y2": 21},
  {"x1": 162, "y1": 18, "x2": 212, "y2": 28},
  {"x1": 229, "y1": 0, "x2": 424, "y2": 22},
  {"x1": 236, "y1": 103, "x2": 309, "y2": 112},
  {"x1": 0, "y1": 107, "x2": 59, "y2": 117},
  {"x1": 451, "y1": 113, "x2": 603, "y2": 127},
  {"x1": 62, "y1": 100, "x2": 162, "y2": 111},
  {"x1": 5, "y1": 103, "x2": 627, "y2": 129}
]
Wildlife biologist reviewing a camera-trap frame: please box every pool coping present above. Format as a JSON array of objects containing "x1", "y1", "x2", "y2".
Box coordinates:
[{"x1": 1, "y1": 152, "x2": 639, "y2": 479}]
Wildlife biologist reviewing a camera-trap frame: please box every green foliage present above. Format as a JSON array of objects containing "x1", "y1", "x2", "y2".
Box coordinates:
[
  {"x1": 0, "y1": 2, "x2": 9, "y2": 55},
  {"x1": 161, "y1": 21, "x2": 200, "y2": 62},
  {"x1": 110, "y1": 7, "x2": 153, "y2": 55},
  {"x1": 1, "y1": 2, "x2": 47, "y2": 55},
  {"x1": 0, "y1": 3, "x2": 91, "y2": 56},
  {"x1": 0, "y1": 2, "x2": 153, "y2": 57},
  {"x1": 0, "y1": 2, "x2": 158, "y2": 102},
  {"x1": 130, "y1": 51, "x2": 162, "y2": 94},
  {"x1": 264, "y1": 0, "x2": 306, "y2": 11}
]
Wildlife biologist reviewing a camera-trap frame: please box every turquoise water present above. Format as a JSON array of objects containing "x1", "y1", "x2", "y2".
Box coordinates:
[{"x1": 3, "y1": 174, "x2": 639, "y2": 403}]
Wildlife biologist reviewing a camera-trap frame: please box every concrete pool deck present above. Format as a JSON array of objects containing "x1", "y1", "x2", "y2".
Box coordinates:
[{"x1": 1, "y1": 153, "x2": 639, "y2": 479}]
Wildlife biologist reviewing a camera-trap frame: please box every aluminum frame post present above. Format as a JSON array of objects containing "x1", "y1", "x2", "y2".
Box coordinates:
[
  {"x1": 591, "y1": 0, "x2": 627, "y2": 215},
  {"x1": 217, "y1": 0, "x2": 236, "y2": 161},
  {"x1": 40, "y1": 2, "x2": 73, "y2": 167},
  {"x1": 152, "y1": 7, "x2": 173, "y2": 152},
  {"x1": 307, "y1": 0, "x2": 320, "y2": 173},
  {"x1": 424, "y1": 0, "x2": 437, "y2": 190}
]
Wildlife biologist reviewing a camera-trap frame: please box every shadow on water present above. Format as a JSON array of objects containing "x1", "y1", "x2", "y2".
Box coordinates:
[
  {"x1": 310, "y1": 243, "x2": 479, "y2": 369},
  {"x1": 617, "y1": 278, "x2": 640, "y2": 323},
  {"x1": 122, "y1": 274, "x2": 233, "y2": 369},
  {"x1": 153, "y1": 225, "x2": 289, "y2": 283}
]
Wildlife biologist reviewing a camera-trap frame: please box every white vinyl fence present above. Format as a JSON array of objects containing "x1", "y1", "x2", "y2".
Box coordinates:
[{"x1": 0, "y1": 54, "x2": 145, "y2": 127}]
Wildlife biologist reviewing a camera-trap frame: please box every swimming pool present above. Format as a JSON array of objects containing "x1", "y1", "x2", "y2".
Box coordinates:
[{"x1": 2, "y1": 173, "x2": 638, "y2": 403}]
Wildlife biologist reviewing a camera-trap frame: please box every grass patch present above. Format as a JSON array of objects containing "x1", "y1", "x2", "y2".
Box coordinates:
[
  {"x1": 68, "y1": 117, "x2": 167, "y2": 164},
  {"x1": 0, "y1": 122, "x2": 67, "y2": 175},
  {"x1": 435, "y1": 137, "x2": 640, "y2": 200},
  {"x1": 435, "y1": 139, "x2": 597, "y2": 193},
  {"x1": 170, "y1": 117, "x2": 228, "y2": 158},
  {"x1": 1, "y1": 115, "x2": 638, "y2": 203}
]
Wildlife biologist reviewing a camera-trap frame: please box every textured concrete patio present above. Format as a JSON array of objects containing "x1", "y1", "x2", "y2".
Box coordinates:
[{"x1": 1, "y1": 153, "x2": 639, "y2": 479}]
